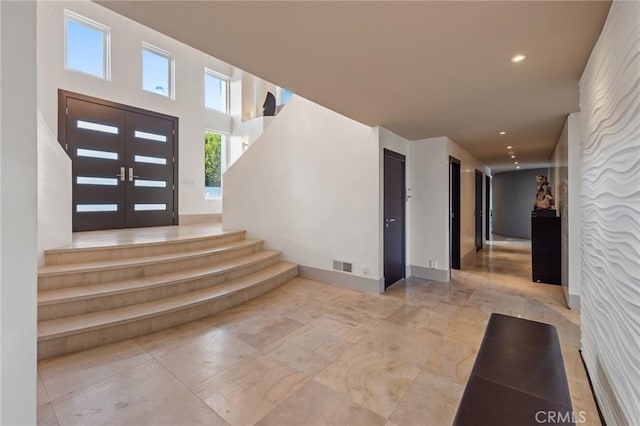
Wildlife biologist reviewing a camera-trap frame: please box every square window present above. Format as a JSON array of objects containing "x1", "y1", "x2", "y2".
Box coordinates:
[
  {"x1": 204, "y1": 70, "x2": 229, "y2": 113},
  {"x1": 142, "y1": 44, "x2": 173, "y2": 98},
  {"x1": 64, "y1": 11, "x2": 110, "y2": 79},
  {"x1": 204, "y1": 130, "x2": 226, "y2": 198}
]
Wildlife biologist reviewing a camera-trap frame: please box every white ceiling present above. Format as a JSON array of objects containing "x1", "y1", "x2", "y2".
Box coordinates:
[{"x1": 97, "y1": 1, "x2": 611, "y2": 173}]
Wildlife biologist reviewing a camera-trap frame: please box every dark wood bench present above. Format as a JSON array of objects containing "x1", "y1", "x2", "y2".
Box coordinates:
[{"x1": 454, "y1": 313, "x2": 574, "y2": 426}]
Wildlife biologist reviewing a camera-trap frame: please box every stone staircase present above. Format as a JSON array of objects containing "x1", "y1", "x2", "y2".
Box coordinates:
[{"x1": 37, "y1": 229, "x2": 297, "y2": 359}]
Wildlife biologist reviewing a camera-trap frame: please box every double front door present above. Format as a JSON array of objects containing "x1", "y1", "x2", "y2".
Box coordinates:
[{"x1": 60, "y1": 91, "x2": 178, "y2": 232}]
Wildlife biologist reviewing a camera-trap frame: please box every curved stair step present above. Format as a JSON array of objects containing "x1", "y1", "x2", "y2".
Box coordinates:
[
  {"x1": 37, "y1": 262, "x2": 297, "y2": 360},
  {"x1": 43, "y1": 230, "x2": 247, "y2": 265},
  {"x1": 38, "y1": 250, "x2": 282, "y2": 320},
  {"x1": 38, "y1": 239, "x2": 264, "y2": 290}
]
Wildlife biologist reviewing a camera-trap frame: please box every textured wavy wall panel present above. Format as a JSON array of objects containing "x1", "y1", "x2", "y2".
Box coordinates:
[{"x1": 579, "y1": 2, "x2": 640, "y2": 424}]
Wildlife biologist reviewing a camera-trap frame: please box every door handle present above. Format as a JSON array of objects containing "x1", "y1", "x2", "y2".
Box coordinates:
[
  {"x1": 386, "y1": 218, "x2": 396, "y2": 222},
  {"x1": 128, "y1": 167, "x2": 140, "y2": 182},
  {"x1": 116, "y1": 166, "x2": 126, "y2": 181}
]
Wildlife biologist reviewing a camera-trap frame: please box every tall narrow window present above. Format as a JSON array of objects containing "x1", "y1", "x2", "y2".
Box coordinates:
[
  {"x1": 142, "y1": 43, "x2": 173, "y2": 98},
  {"x1": 204, "y1": 131, "x2": 225, "y2": 198},
  {"x1": 64, "y1": 10, "x2": 110, "y2": 79},
  {"x1": 204, "y1": 70, "x2": 229, "y2": 113}
]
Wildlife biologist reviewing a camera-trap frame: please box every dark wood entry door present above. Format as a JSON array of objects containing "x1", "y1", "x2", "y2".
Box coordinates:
[
  {"x1": 475, "y1": 170, "x2": 483, "y2": 251},
  {"x1": 383, "y1": 149, "x2": 406, "y2": 289},
  {"x1": 450, "y1": 157, "x2": 461, "y2": 270},
  {"x1": 61, "y1": 91, "x2": 178, "y2": 232}
]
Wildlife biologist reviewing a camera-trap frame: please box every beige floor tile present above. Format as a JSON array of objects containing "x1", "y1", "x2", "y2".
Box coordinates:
[
  {"x1": 359, "y1": 319, "x2": 442, "y2": 369},
  {"x1": 315, "y1": 343, "x2": 420, "y2": 418},
  {"x1": 37, "y1": 373, "x2": 50, "y2": 407},
  {"x1": 51, "y1": 359, "x2": 187, "y2": 426},
  {"x1": 385, "y1": 305, "x2": 433, "y2": 330},
  {"x1": 38, "y1": 339, "x2": 152, "y2": 401},
  {"x1": 266, "y1": 324, "x2": 352, "y2": 375},
  {"x1": 127, "y1": 389, "x2": 229, "y2": 426},
  {"x1": 139, "y1": 327, "x2": 260, "y2": 388},
  {"x1": 37, "y1": 403, "x2": 59, "y2": 426},
  {"x1": 218, "y1": 311, "x2": 307, "y2": 352},
  {"x1": 422, "y1": 339, "x2": 477, "y2": 384},
  {"x1": 193, "y1": 355, "x2": 309, "y2": 425},
  {"x1": 255, "y1": 380, "x2": 386, "y2": 426},
  {"x1": 309, "y1": 316, "x2": 368, "y2": 343},
  {"x1": 389, "y1": 370, "x2": 464, "y2": 426},
  {"x1": 333, "y1": 292, "x2": 405, "y2": 319},
  {"x1": 37, "y1": 236, "x2": 600, "y2": 426},
  {"x1": 569, "y1": 377, "x2": 602, "y2": 426}
]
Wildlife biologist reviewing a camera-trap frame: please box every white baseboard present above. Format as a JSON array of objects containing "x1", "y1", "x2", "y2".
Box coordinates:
[
  {"x1": 408, "y1": 265, "x2": 450, "y2": 282},
  {"x1": 298, "y1": 265, "x2": 384, "y2": 294}
]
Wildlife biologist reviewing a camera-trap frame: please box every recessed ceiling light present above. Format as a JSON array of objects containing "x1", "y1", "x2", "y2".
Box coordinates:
[
  {"x1": 511, "y1": 54, "x2": 527, "y2": 63},
  {"x1": 514, "y1": 161, "x2": 519, "y2": 165},
  {"x1": 500, "y1": 131, "x2": 506, "y2": 135},
  {"x1": 507, "y1": 146, "x2": 513, "y2": 149},
  {"x1": 510, "y1": 155, "x2": 516, "y2": 159},
  {"x1": 516, "y1": 166, "x2": 520, "y2": 169}
]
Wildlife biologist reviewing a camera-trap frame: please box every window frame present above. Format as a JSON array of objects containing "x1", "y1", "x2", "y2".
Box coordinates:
[
  {"x1": 276, "y1": 86, "x2": 294, "y2": 105},
  {"x1": 204, "y1": 68, "x2": 230, "y2": 114},
  {"x1": 204, "y1": 129, "x2": 229, "y2": 200},
  {"x1": 63, "y1": 10, "x2": 111, "y2": 80},
  {"x1": 141, "y1": 42, "x2": 175, "y2": 99}
]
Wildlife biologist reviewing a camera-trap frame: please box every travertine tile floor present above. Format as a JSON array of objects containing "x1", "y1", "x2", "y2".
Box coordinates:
[{"x1": 37, "y1": 237, "x2": 600, "y2": 425}]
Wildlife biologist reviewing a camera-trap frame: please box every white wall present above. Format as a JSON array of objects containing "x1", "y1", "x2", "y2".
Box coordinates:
[
  {"x1": 37, "y1": 110, "x2": 72, "y2": 264},
  {"x1": 223, "y1": 96, "x2": 382, "y2": 291},
  {"x1": 551, "y1": 120, "x2": 568, "y2": 299},
  {"x1": 0, "y1": 1, "x2": 38, "y2": 424},
  {"x1": 408, "y1": 137, "x2": 449, "y2": 278},
  {"x1": 447, "y1": 139, "x2": 491, "y2": 263},
  {"x1": 37, "y1": 0, "x2": 234, "y2": 218},
  {"x1": 566, "y1": 113, "x2": 582, "y2": 309},
  {"x1": 408, "y1": 137, "x2": 489, "y2": 280},
  {"x1": 578, "y1": 1, "x2": 640, "y2": 424},
  {"x1": 551, "y1": 113, "x2": 582, "y2": 310}
]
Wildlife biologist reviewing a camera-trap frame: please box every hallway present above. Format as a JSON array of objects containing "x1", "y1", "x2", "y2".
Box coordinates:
[{"x1": 37, "y1": 238, "x2": 599, "y2": 425}]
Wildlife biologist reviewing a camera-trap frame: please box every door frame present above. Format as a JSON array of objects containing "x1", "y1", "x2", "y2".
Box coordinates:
[
  {"x1": 383, "y1": 148, "x2": 406, "y2": 290},
  {"x1": 449, "y1": 156, "x2": 461, "y2": 270},
  {"x1": 475, "y1": 169, "x2": 483, "y2": 251},
  {"x1": 58, "y1": 89, "x2": 179, "y2": 227},
  {"x1": 485, "y1": 174, "x2": 491, "y2": 241}
]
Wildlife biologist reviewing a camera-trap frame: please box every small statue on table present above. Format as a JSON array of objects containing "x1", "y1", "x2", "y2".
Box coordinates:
[{"x1": 534, "y1": 175, "x2": 554, "y2": 210}]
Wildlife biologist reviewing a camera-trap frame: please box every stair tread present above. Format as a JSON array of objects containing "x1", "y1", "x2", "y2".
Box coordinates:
[
  {"x1": 38, "y1": 262, "x2": 296, "y2": 340},
  {"x1": 38, "y1": 239, "x2": 262, "y2": 276},
  {"x1": 44, "y1": 229, "x2": 245, "y2": 255},
  {"x1": 38, "y1": 250, "x2": 280, "y2": 305}
]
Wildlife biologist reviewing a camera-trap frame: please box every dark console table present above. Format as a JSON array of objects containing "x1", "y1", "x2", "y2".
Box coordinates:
[{"x1": 531, "y1": 214, "x2": 561, "y2": 285}]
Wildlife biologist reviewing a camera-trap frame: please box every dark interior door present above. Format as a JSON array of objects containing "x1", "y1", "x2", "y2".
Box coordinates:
[
  {"x1": 450, "y1": 157, "x2": 461, "y2": 270},
  {"x1": 383, "y1": 149, "x2": 406, "y2": 289},
  {"x1": 475, "y1": 170, "x2": 483, "y2": 251},
  {"x1": 61, "y1": 91, "x2": 178, "y2": 232},
  {"x1": 66, "y1": 98, "x2": 128, "y2": 231},
  {"x1": 485, "y1": 174, "x2": 491, "y2": 241},
  {"x1": 125, "y1": 111, "x2": 176, "y2": 228}
]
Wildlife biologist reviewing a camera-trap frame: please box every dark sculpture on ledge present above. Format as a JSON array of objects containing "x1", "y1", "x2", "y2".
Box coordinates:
[{"x1": 262, "y1": 91, "x2": 276, "y2": 116}]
